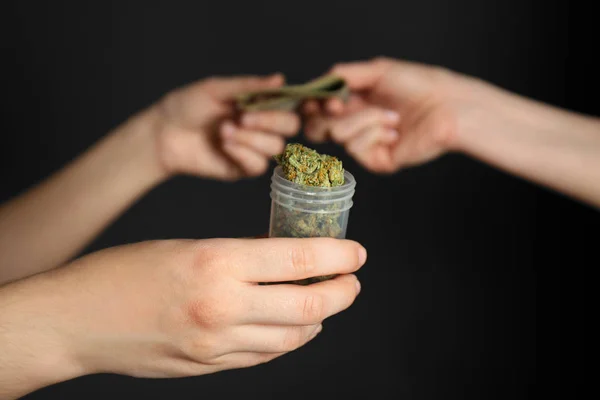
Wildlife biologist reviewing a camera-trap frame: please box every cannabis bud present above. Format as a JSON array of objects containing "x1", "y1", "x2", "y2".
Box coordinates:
[
  {"x1": 268, "y1": 143, "x2": 356, "y2": 285},
  {"x1": 274, "y1": 143, "x2": 345, "y2": 187}
]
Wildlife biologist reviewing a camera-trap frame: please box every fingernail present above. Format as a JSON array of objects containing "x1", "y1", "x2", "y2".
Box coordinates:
[
  {"x1": 355, "y1": 279, "x2": 361, "y2": 294},
  {"x1": 386, "y1": 129, "x2": 400, "y2": 140},
  {"x1": 358, "y1": 246, "x2": 367, "y2": 266},
  {"x1": 222, "y1": 122, "x2": 236, "y2": 139},
  {"x1": 242, "y1": 113, "x2": 256, "y2": 127},
  {"x1": 384, "y1": 110, "x2": 400, "y2": 123}
]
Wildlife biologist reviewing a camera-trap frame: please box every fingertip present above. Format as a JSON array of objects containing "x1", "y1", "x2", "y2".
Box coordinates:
[
  {"x1": 326, "y1": 98, "x2": 344, "y2": 115},
  {"x1": 357, "y1": 245, "x2": 367, "y2": 266},
  {"x1": 221, "y1": 120, "x2": 237, "y2": 141},
  {"x1": 330, "y1": 273, "x2": 361, "y2": 298}
]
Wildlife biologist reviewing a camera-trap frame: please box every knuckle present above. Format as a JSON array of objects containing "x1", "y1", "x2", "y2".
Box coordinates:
[
  {"x1": 185, "y1": 296, "x2": 230, "y2": 330},
  {"x1": 301, "y1": 294, "x2": 325, "y2": 323},
  {"x1": 190, "y1": 242, "x2": 223, "y2": 274},
  {"x1": 288, "y1": 245, "x2": 315, "y2": 276}
]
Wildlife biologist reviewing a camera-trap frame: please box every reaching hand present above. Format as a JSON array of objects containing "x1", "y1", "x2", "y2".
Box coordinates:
[
  {"x1": 155, "y1": 74, "x2": 300, "y2": 180},
  {"x1": 302, "y1": 57, "x2": 477, "y2": 173}
]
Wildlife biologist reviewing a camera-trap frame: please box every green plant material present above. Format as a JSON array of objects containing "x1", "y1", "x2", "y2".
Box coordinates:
[
  {"x1": 236, "y1": 75, "x2": 350, "y2": 111},
  {"x1": 274, "y1": 143, "x2": 344, "y2": 187},
  {"x1": 268, "y1": 143, "x2": 347, "y2": 285}
]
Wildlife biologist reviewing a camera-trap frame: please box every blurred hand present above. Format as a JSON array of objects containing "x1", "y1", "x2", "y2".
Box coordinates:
[
  {"x1": 155, "y1": 74, "x2": 300, "y2": 180},
  {"x1": 302, "y1": 57, "x2": 484, "y2": 173},
  {"x1": 5, "y1": 237, "x2": 365, "y2": 384}
]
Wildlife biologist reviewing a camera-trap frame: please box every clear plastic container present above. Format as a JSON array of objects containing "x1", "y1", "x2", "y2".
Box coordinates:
[{"x1": 268, "y1": 165, "x2": 356, "y2": 284}]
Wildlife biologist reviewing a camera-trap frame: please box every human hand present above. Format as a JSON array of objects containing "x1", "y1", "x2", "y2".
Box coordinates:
[
  {"x1": 154, "y1": 74, "x2": 300, "y2": 180},
  {"x1": 0, "y1": 236, "x2": 365, "y2": 397},
  {"x1": 302, "y1": 57, "x2": 484, "y2": 173}
]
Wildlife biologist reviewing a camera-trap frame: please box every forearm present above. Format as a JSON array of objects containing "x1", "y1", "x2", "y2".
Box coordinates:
[
  {"x1": 0, "y1": 107, "x2": 168, "y2": 284},
  {"x1": 0, "y1": 272, "x2": 86, "y2": 399},
  {"x1": 455, "y1": 81, "x2": 600, "y2": 208}
]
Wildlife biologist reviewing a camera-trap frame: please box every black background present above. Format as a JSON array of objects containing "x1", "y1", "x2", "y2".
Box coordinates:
[{"x1": 0, "y1": 1, "x2": 596, "y2": 399}]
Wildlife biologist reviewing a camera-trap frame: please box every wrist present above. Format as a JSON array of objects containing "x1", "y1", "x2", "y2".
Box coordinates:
[
  {"x1": 0, "y1": 274, "x2": 88, "y2": 398},
  {"x1": 449, "y1": 78, "x2": 600, "y2": 208},
  {"x1": 112, "y1": 105, "x2": 172, "y2": 189},
  {"x1": 450, "y1": 78, "x2": 547, "y2": 154}
]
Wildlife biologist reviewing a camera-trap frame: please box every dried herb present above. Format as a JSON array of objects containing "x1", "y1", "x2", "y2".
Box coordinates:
[{"x1": 274, "y1": 143, "x2": 344, "y2": 187}]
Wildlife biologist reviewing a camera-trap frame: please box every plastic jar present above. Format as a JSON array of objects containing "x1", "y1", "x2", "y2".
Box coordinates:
[{"x1": 268, "y1": 165, "x2": 356, "y2": 284}]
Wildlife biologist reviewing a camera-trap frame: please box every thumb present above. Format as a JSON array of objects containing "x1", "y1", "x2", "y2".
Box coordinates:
[
  {"x1": 328, "y1": 57, "x2": 391, "y2": 90},
  {"x1": 210, "y1": 73, "x2": 285, "y2": 99}
]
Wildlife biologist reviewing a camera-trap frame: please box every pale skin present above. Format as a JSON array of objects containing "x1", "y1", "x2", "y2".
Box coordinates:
[
  {"x1": 0, "y1": 73, "x2": 366, "y2": 399},
  {"x1": 303, "y1": 57, "x2": 600, "y2": 209},
  {"x1": 0, "y1": 237, "x2": 365, "y2": 399}
]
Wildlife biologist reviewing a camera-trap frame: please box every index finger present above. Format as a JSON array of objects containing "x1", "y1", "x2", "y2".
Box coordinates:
[{"x1": 228, "y1": 237, "x2": 367, "y2": 283}]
